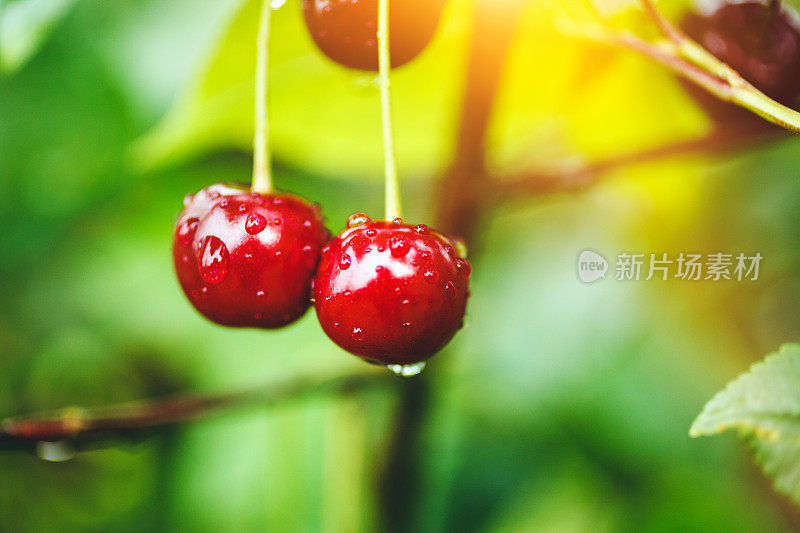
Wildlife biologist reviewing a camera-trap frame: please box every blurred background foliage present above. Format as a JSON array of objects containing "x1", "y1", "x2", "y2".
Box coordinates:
[{"x1": 2, "y1": 0, "x2": 800, "y2": 530}]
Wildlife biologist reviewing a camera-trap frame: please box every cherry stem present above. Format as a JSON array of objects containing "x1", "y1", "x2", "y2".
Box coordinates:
[
  {"x1": 378, "y1": 0, "x2": 402, "y2": 221},
  {"x1": 635, "y1": 0, "x2": 800, "y2": 133},
  {"x1": 252, "y1": 0, "x2": 274, "y2": 194}
]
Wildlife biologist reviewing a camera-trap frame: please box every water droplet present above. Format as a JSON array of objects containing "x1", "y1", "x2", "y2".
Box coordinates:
[
  {"x1": 413, "y1": 224, "x2": 430, "y2": 235},
  {"x1": 366, "y1": 228, "x2": 377, "y2": 237},
  {"x1": 375, "y1": 265, "x2": 386, "y2": 274},
  {"x1": 303, "y1": 220, "x2": 313, "y2": 229},
  {"x1": 238, "y1": 203, "x2": 248, "y2": 213},
  {"x1": 346, "y1": 213, "x2": 371, "y2": 228},
  {"x1": 390, "y1": 236, "x2": 409, "y2": 257},
  {"x1": 333, "y1": 321, "x2": 340, "y2": 328},
  {"x1": 339, "y1": 254, "x2": 352, "y2": 270},
  {"x1": 444, "y1": 244, "x2": 454, "y2": 256},
  {"x1": 322, "y1": 244, "x2": 331, "y2": 254},
  {"x1": 256, "y1": 289, "x2": 266, "y2": 298},
  {"x1": 275, "y1": 250, "x2": 283, "y2": 258},
  {"x1": 387, "y1": 361, "x2": 426, "y2": 377},
  {"x1": 302, "y1": 245, "x2": 313, "y2": 254},
  {"x1": 444, "y1": 281, "x2": 455, "y2": 298},
  {"x1": 199, "y1": 236, "x2": 229, "y2": 284},
  {"x1": 420, "y1": 250, "x2": 432, "y2": 260},
  {"x1": 423, "y1": 269, "x2": 438, "y2": 283},
  {"x1": 454, "y1": 238, "x2": 468, "y2": 258},
  {"x1": 392, "y1": 217, "x2": 403, "y2": 224},
  {"x1": 219, "y1": 199, "x2": 229, "y2": 208},
  {"x1": 310, "y1": 296, "x2": 316, "y2": 303},
  {"x1": 401, "y1": 321, "x2": 412, "y2": 328},
  {"x1": 37, "y1": 440, "x2": 75, "y2": 462},
  {"x1": 402, "y1": 298, "x2": 411, "y2": 305},
  {"x1": 343, "y1": 290, "x2": 352, "y2": 297},
  {"x1": 456, "y1": 258, "x2": 471, "y2": 277},
  {"x1": 176, "y1": 218, "x2": 199, "y2": 247},
  {"x1": 200, "y1": 286, "x2": 209, "y2": 298},
  {"x1": 273, "y1": 217, "x2": 282, "y2": 226},
  {"x1": 183, "y1": 194, "x2": 194, "y2": 207},
  {"x1": 351, "y1": 327, "x2": 365, "y2": 341},
  {"x1": 181, "y1": 255, "x2": 190, "y2": 265},
  {"x1": 377, "y1": 245, "x2": 386, "y2": 252},
  {"x1": 245, "y1": 213, "x2": 267, "y2": 234}
]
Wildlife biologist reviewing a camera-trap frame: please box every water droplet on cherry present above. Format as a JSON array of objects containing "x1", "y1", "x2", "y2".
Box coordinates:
[
  {"x1": 245, "y1": 213, "x2": 267, "y2": 234},
  {"x1": 390, "y1": 236, "x2": 409, "y2": 257},
  {"x1": 198, "y1": 236, "x2": 229, "y2": 284},
  {"x1": 176, "y1": 218, "x2": 199, "y2": 247},
  {"x1": 347, "y1": 213, "x2": 371, "y2": 228}
]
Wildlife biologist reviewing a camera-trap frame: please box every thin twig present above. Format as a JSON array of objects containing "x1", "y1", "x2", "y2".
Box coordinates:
[
  {"x1": 635, "y1": 0, "x2": 800, "y2": 133},
  {"x1": 0, "y1": 369, "x2": 388, "y2": 448},
  {"x1": 640, "y1": 0, "x2": 683, "y2": 45},
  {"x1": 491, "y1": 128, "x2": 786, "y2": 199}
]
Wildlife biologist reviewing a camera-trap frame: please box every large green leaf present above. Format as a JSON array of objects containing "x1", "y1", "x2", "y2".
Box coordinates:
[{"x1": 691, "y1": 344, "x2": 800, "y2": 505}]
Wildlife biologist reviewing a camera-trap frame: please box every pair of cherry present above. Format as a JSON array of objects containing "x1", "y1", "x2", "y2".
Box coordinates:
[
  {"x1": 173, "y1": 1, "x2": 462, "y2": 367},
  {"x1": 173, "y1": 185, "x2": 470, "y2": 366}
]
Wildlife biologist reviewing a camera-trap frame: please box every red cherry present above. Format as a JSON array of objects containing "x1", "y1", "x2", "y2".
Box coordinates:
[
  {"x1": 302, "y1": 0, "x2": 446, "y2": 71},
  {"x1": 173, "y1": 183, "x2": 330, "y2": 328},
  {"x1": 313, "y1": 214, "x2": 470, "y2": 365},
  {"x1": 680, "y1": 1, "x2": 800, "y2": 127}
]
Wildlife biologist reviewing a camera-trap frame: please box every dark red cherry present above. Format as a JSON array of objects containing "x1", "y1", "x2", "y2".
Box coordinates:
[
  {"x1": 313, "y1": 214, "x2": 470, "y2": 365},
  {"x1": 302, "y1": 0, "x2": 447, "y2": 71},
  {"x1": 173, "y1": 183, "x2": 330, "y2": 328},
  {"x1": 680, "y1": 1, "x2": 800, "y2": 128}
]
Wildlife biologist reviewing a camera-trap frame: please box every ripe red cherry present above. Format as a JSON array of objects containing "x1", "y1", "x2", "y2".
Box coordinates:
[
  {"x1": 313, "y1": 214, "x2": 470, "y2": 365},
  {"x1": 680, "y1": 1, "x2": 800, "y2": 127},
  {"x1": 173, "y1": 183, "x2": 329, "y2": 328},
  {"x1": 302, "y1": 0, "x2": 447, "y2": 70}
]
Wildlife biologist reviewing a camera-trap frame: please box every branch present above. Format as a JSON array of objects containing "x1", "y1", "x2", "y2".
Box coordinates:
[
  {"x1": 638, "y1": 0, "x2": 800, "y2": 133},
  {"x1": 566, "y1": 0, "x2": 800, "y2": 133},
  {"x1": 0, "y1": 369, "x2": 388, "y2": 451},
  {"x1": 491, "y1": 127, "x2": 785, "y2": 199}
]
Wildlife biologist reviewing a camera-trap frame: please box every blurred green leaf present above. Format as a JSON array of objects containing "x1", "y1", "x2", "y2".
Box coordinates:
[
  {"x1": 0, "y1": 0, "x2": 76, "y2": 74},
  {"x1": 691, "y1": 344, "x2": 800, "y2": 505}
]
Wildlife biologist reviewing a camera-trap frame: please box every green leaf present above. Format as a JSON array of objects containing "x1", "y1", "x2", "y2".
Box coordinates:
[{"x1": 690, "y1": 344, "x2": 800, "y2": 505}]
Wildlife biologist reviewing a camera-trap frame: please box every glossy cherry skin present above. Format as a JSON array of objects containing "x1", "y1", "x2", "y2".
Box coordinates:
[
  {"x1": 302, "y1": 0, "x2": 447, "y2": 70},
  {"x1": 173, "y1": 183, "x2": 330, "y2": 328},
  {"x1": 680, "y1": 1, "x2": 800, "y2": 127},
  {"x1": 313, "y1": 215, "x2": 470, "y2": 365}
]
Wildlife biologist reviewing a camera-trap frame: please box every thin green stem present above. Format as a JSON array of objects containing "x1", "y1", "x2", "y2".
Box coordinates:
[
  {"x1": 637, "y1": 0, "x2": 800, "y2": 133},
  {"x1": 252, "y1": 0, "x2": 273, "y2": 194},
  {"x1": 378, "y1": 0, "x2": 402, "y2": 221}
]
